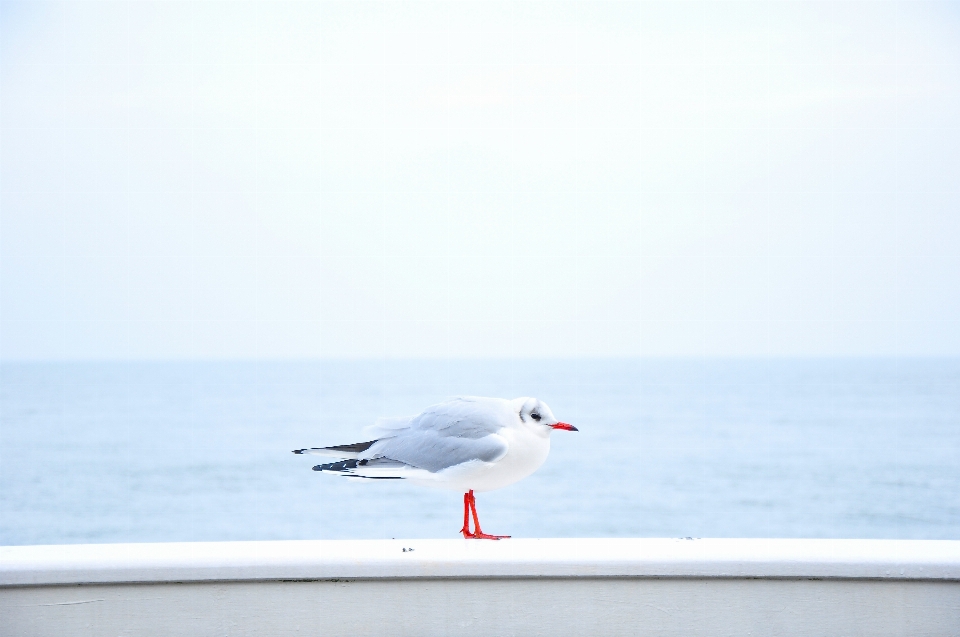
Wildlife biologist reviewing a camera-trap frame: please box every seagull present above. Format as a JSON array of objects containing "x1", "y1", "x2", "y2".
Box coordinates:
[{"x1": 293, "y1": 396, "x2": 577, "y2": 540}]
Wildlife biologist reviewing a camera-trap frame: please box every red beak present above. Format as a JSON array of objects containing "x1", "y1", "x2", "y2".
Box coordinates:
[{"x1": 551, "y1": 422, "x2": 578, "y2": 431}]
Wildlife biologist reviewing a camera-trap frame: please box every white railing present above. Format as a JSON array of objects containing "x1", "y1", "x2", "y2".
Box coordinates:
[{"x1": 2, "y1": 538, "x2": 959, "y2": 636}]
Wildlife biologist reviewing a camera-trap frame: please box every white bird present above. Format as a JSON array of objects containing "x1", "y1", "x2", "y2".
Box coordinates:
[{"x1": 293, "y1": 396, "x2": 577, "y2": 539}]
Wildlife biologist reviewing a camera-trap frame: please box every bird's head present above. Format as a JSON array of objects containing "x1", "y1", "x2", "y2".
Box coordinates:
[{"x1": 517, "y1": 397, "x2": 577, "y2": 433}]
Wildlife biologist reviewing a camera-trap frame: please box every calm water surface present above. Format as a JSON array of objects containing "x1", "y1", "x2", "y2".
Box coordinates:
[{"x1": 1, "y1": 359, "x2": 958, "y2": 545}]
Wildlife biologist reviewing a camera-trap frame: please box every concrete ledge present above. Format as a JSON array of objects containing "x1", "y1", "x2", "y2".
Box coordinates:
[
  {"x1": 2, "y1": 538, "x2": 959, "y2": 586},
  {"x1": 3, "y1": 539, "x2": 960, "y2": 637}
]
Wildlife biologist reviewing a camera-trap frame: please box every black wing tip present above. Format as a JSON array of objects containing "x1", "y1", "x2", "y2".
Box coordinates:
[
  {"x1": 312, "y1": 458, "x2": 405, "y2": 479},
  {"x1": 313, "y1": 459, "x2": 360, "y2": 472},
  {"x1": 293, "y1": 441, "x2": 378, "y2": 456},
  {"x1": 327, "y1": 440, "x2": 378, "y2": 454}
]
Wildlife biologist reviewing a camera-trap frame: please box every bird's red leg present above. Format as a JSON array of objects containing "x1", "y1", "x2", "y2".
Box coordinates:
[
  {"x1": 466, "y1": 490, "x2": 510, "y2": 540},
  {"x1": 460, "y1": 492, "x2": 473, "y2": 538}
]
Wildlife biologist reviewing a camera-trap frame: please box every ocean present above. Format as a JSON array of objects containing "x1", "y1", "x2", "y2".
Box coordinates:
[{"x1": 1, "y1": 359, "x2": 957, "y2": 545}]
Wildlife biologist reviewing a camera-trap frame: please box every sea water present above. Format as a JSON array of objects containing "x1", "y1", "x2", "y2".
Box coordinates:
[{"x1": 1, "y1": 359, "x2": 958, "y2": 545}]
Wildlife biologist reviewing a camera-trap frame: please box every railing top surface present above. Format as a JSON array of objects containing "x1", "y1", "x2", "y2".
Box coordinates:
[{"x1": 2, "y1": 538, "x2": 959, "y2": 587}]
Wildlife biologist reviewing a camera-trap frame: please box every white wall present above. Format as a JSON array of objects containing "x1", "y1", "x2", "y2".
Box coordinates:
[{"x1": 3, "y1": 538, "x2": 959, "y2": 636}]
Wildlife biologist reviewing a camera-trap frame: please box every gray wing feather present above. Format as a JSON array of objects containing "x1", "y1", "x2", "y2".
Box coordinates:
[
  {"x1": 363, "y1": 431, "x2": 507, "y2": 472},
  {"x1": 358, "y1": 397, "x2": 511, "y2": 472},
  {"x1": 408, "y1": 397, "x2": 505, "y2": 439}
]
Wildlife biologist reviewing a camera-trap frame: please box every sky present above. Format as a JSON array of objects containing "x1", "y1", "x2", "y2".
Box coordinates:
[{"x1": 1, "y1": 1, "x2": 958, "y2": 360}]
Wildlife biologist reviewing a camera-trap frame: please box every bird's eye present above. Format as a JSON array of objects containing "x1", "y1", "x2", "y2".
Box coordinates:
[{"x1": 531, "y1": 412, "x2": 541, "y2": 421}]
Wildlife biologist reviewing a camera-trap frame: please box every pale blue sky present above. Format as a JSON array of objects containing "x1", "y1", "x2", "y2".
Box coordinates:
[{"x1": 1, "y1": 1, "x2": 958, "y2": 360}]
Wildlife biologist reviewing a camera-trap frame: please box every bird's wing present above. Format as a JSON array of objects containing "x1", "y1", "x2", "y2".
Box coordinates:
[
  {"x1": 363, "y1": 415, "x2": 415, "y2": 439},
  {"x1": 410, "y1": 397, "x2": 509, "y2": 438},
  {"x1": 362, "y1": 429, "x2": 508, "y2": 473},
  {"x1": 359, "y1": 398, "x2": 511, "y2": 472},
  {"x1": 363, "y1": 398, "x2": 504, "y2": 439}
]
